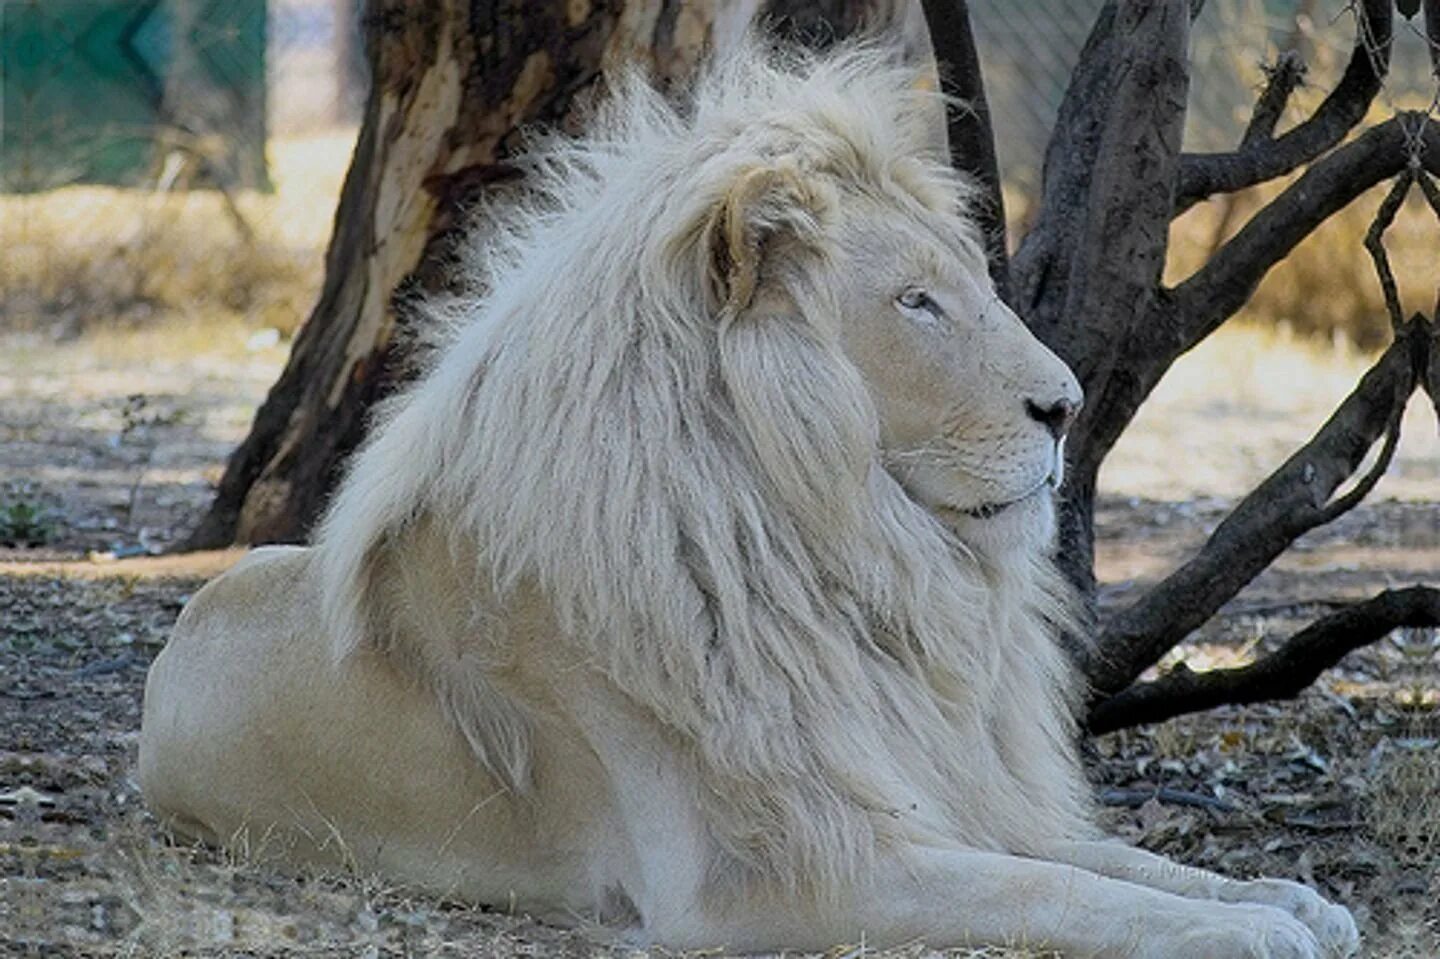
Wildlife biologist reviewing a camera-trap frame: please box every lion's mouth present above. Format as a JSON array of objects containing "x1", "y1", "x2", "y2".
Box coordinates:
[
  {"x1": 952, "y1": 440, "x2": 1067, "y2": 519},
  {"x1": 959, "y1": 495, "x2": 1030, "y2": 520},
  {"x1": 961, "y1": 500, "x2": 1015, "y2": 519},
  {"x1": 958, "y1": 472, "x2": 1057, "y2": 520}
]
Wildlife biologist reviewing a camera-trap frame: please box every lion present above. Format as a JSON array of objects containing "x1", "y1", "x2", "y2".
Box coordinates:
[{"x1": 139, "y1": 42, "x2": 1359, "y2": 958}]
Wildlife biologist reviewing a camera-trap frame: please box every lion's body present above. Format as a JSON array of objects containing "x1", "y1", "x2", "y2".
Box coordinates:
[{"x1": 141, "y1": 43, "x2": 1359, "y2": 957}]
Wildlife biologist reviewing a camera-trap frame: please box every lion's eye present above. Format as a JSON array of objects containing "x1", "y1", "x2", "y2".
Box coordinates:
[{"x1": 895, "y1": 288, "x2": 940, "y2": 318}]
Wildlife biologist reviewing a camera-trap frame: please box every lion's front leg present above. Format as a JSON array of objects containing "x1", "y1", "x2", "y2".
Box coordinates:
[
  {"x1": 659, "y1": 846, "x2": 1332, "y2": 958},
  {"x1": 564, "y1": 683, "x2": 1327, "y2": 957},
  {"x1": 1038, "y1": 839, "x2": 1359, "y2": 957}
]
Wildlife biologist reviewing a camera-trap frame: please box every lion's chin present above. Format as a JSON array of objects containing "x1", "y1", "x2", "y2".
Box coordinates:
[{"x1": 936, "y1": 490, "x2": 1057, "y2": 561}]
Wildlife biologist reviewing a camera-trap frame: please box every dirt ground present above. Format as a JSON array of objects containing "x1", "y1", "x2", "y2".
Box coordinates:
[{"x1": 1, "y1": 321, "x2": 1437, "y2": 957}]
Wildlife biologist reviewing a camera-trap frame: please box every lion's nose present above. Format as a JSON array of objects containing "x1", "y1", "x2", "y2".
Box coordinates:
[{"x1": 1025, "y1": 396, "x2": 1079, "y2": 440}]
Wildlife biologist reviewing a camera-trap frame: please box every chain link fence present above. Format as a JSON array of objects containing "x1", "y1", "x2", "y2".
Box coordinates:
[
  {"x1": 0, "y1": 0, "x2": 365, "y2": 192},
  {"x1": 976, "y1": 0, "x2": 1440, "y2": 194},
  {"x1": 1, "y1": 1, "x2": 1432, "y2": 336}
]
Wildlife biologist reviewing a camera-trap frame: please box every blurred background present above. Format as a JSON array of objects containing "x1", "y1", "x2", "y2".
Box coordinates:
[
  {"x1": 0, "y1": 0, "x2": 1435, "y2": 557},
  {"x1": 1, "y1": 0, "x2": 364, "y2": 340},
  {"x1": 3, "y1": 0, "x2": 1437, "y2": 347}
]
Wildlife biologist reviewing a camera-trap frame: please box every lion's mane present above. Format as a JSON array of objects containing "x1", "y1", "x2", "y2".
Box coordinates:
[{"x1": 315, "y1": 42, "x2": 1093, "y2": 900}]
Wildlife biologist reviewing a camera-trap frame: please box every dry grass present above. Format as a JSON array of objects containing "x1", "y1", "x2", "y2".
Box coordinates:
[
  {"x1": 1366, "y1": 626, "x2": 1440, "y2": 877},
  {"x1": 0, "y1": 131, "x2": 355, "y2": 337}
]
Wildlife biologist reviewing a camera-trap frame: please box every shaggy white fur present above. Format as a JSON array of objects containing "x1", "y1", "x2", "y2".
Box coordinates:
[
  {"x1": 316, "y1": 41, "x2": 1091, "y2": 897},
  {"x1": 141, "y1": 38, "x2": 1361, "y2": 957}
]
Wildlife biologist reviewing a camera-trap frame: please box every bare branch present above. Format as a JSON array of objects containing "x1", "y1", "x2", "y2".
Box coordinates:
[
  {"x1": 1086, "y1": 318, "x2": 1429, "y2": 697},
  {"x1": 1363, "y1": 167, "x2": 1415, "y2": 332},
  {"x1": 1241, "y1": 51, "x2": 1307, "y2": 148},
  {"x1": 1416, "y1": 174, "x2": 1440, "y2": 426},
  {"x1": 919, "y1": 0, "x2": 1010, "y2": 302},
  {"x1": 1088, "y1": 587, "x2": 1440, "y2": 734},
  {"x1": 1066, "y1": 118, "x2": 1423, "y2": 485},
  {"x1": 1315, "y1": 401, "x2": 1403, "y2": 522},
  {"x1": 1166, "y1": 116, "x2": 1427, "y2": 355},
  {"x1": 1426, "y1": 0, "x2": 1440, "y2": 78},
  {"x1": 1175, "y1": 0, "x2": 1393, "y2": 210}
]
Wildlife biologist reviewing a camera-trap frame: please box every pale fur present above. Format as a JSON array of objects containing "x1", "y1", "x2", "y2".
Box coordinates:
[
  {"x1": 315, "y1": 42, "x2": 1089, "y2": 897},
  {"x1": 141, "y1": 41, "x2": 1361, "y2": 957}
]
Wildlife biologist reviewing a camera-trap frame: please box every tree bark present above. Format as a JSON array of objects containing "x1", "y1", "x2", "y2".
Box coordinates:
[
  {"x1": 185, "y1": 0, "x2": 775, "y2": 548},
  {"x1": 1012, "y1": 0, "x2": 1193, "y2": 604}
]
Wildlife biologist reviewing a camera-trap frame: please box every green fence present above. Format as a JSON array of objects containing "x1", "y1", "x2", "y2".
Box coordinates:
[{"x1": 0, "y1": 0, "x2": 268, "y2": 192}]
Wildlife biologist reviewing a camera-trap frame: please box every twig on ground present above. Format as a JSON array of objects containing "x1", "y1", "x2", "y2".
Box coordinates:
[
  {"x1": 1098, "y1": 786, "x2": 1236, "y2": 813},
  {"x1": 1088, "y1": 586, "x2": 1440, "y2": 734}
]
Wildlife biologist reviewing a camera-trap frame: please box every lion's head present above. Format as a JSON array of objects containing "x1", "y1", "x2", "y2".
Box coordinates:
[
  {"x1": 701, "y1": 147, "x2": 1082, "y2": 560},
  {"x1": 318, "y1": 40, "x2": 1091, "y2": 892}
]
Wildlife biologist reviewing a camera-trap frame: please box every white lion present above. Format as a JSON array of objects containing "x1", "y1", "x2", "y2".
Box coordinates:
[{"x1": 139, "y1": 43, "x2": 1359, "y2": 958}]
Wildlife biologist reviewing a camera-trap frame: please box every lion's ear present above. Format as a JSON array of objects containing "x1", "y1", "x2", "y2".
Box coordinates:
[{"x1": 705, "y1": 164, "x2": 827, "y2": 316}]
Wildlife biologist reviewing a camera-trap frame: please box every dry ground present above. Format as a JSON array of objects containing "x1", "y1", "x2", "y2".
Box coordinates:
[{"x1": 1, "y1": 321, "x2": 1437, "y2": 957}]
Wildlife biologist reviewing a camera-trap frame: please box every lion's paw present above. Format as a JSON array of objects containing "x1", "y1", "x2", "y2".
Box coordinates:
[
  {"x1": 1172, "y1": 904, "x2": 1324, "y2": 959},
  {"x1": 1227, "y1": 878, "x2": 1360, "y2": 957}
]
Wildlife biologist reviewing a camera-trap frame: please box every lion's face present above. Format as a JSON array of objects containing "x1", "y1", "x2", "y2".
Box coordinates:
[
  {"x1": 700, "y1": 151, "x2": 1079, "y2": 553},
  {"x1": 831, "y1": 195, "x2": 1082, "y2": 540}
]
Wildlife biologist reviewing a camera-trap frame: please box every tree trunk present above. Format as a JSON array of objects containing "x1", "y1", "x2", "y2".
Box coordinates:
[
  {"x1": 186, "y1": 0, "x2": 753, "y2": 547},
  {"x1": 187, "y1": 0, "x2": 926, "y2": 549}
]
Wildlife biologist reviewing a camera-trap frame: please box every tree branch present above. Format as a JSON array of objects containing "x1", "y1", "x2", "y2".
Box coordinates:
[
  {"x1": 1363, "y1": 167, "x2": 1415, "y2": 331},
  {"x1": 1087, "y1": 587, "x2": 1440, "y2": 734},
  {"x1": 1414, "y1": 172, "x2": 1440, "y2": 424},
  {"x1": 1024, "y1": 0, "x2": 1191, "y2": 368},
  {"x1": 1009, "y1": 0, "x2": 1191, "y2": 601},
  {"x1": 1241, "y1": 50, "x2": 1306, "y2": 148},
  {"x1": 1070, "y1": 117, "x2": 1427, "y2": 486},
  {"x1": 1175, "y1": 0, "x2": 1392, "y2": 210},
  {"x1": 919, "y1": 0, "x2": 1010, "y2": 302},
  {"x1": 1086, "y1": 318, "x2": 1429, "y2": 697},
  {"x1": 1166, "y1": 116, "x2": 1428, "y2": 356},
  {"x1": 1426, "y1": 0, "x2": 1440, "y2": 77}
]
